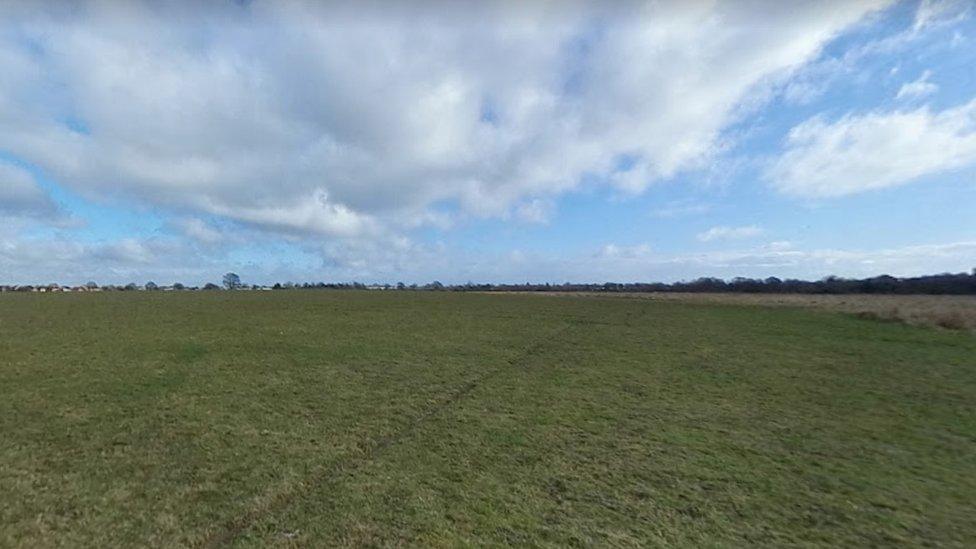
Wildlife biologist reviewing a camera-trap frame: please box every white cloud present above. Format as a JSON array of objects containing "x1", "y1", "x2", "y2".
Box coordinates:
[
  {"x1": 684, "y1": 240, "x2": 976, "y2": 279},
  {"x1": 173, "y1": 218, "x2": 224, "y2": 245},
  {"x1": 0, "y1": 0, "x2": 890, "y2": 241},
  {"x1": 0, "y1": 234, "x2": 217, "y2": 285},
  {"x1": 697, "y1": 225, "x2": 763, "y2": 242},
  {"x1": 506, "y1": 239, "x2": 976, "y2": 283},
  {"x1": 514, "y1": 198, "x2": 554, "y2": 224},
  {"x1": 651, "y1": 200, "x2": 711, "y2": 219},
  {"x1": 767, "y1": 98, "x2": 976, "y2": 197},
  {"x1": 595, "y1": 243, "x2": 653, "y2": 260},
  {"x1": 3, "y1": 228, "x2": 973, "y2": 286},
  {"x1": 896, "y1": 70, "x2": 937, "y2": 99},
  {"x1": 369, "y1": 239, "x2": 976, "y2": 283},
  {"x1": 913, "y1": 0, "x2": 972, "y2": 32},
  {"x1": 778, "y1": 0, "x2": 968, "y2": 108},
  {"x1": 0, "y1": 161, "x2": 59, "y2": 219}
]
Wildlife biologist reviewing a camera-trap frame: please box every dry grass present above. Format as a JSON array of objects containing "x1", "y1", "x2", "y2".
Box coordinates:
[{"x1": 525, "y1": 292, "x2": 976, "y2": 333}]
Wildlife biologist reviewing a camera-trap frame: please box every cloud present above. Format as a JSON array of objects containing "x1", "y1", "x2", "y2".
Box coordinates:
[
  {"x1": 650, "y1": 200, "x2": 711, "y2": 219},
  {"x1": 913, "y1": 0, "x2": 972, "y2": 32},
  {"x1": 767, "y1": 98, "x2": 976, "y2": 197},
  {"x1": 513, "y1": 198, "x2": 554, "y2": 224},
  {"x1": 697, "y1": 225, "x2": 763, "y2": 242},
  {"x1": 0, "y1": 234, "x2": 218, "y2": 285},
  {"x1": 172, "y1": 218, "x2": 225, "y2": 245},
  {"x1": 0, "y1": 0, "x2": 890, "y2": 241},
  {"x1": 401, "y1": 239, "x2": 976, "y2": 283},
  {"x1": 500, "y1": 239, "x2": 976, "y2": 283},
  {"x1": 0, "y1": 161, "x2": 60, "y2": 219},
  {"x1": 896, "y1": 70, "x2": 937, "y2": 99},
  {"x1": 778, "y1": 0, "x2": 967, "y2": 108},
  {"x1": 595, "y1": 243, "x2": 653, "y2": 260},
  {"x1": 676, "y1": 240, "x2": 976, "y2": 279},
  {"x1": 3, "y1": 227, "x2": 973, "y2": 286}
]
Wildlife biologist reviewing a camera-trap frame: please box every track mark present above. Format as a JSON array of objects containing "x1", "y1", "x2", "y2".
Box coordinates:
[{"x1": 201, "y1": 322, "x2": 574, "y2": 548}]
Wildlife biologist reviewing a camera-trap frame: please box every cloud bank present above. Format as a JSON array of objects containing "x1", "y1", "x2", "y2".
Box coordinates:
[
  {"x1": 2, "y1": 0, "x2": 973, "y2": 285},
  {"x1": 768, "y1": 98, "x2": 976, "y2": 197},
  {"x1": 0, "y1": 0, "x2": 889, "y2": 239}
]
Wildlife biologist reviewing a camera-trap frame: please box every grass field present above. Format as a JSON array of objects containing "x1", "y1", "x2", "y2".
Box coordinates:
[
  {"x1": 553, "y1": 292, "x2": 976, "y2": 333},
  {"x1": 1, "y1": 291, "x2": 974, "y2": 547}
]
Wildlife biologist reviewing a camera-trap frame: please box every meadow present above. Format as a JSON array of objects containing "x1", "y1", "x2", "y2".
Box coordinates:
[
  {"x1": 1, "y1": 291, "x2": 974, "y2": 547},
  {"x1": 581, "y1": 292, "x2": 976, "y2": 332}
]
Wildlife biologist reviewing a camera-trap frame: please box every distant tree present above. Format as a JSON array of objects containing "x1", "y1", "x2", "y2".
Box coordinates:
[
  {"x1": 396, "y1": 282, "x2": 406, "y2": 290},
  {"x1": 203, "y1": 282, "x2": 221, "y2": 290},
  {"x1": 145, "y1": 281, "x2": 159, "y2": 291},
  {"x1": 223, "y1": 272, "x2": 242, "y2": 290},
  {"x1": 85, "y1": 281, "x2": 99, "y2": 290},
  {"x1": 124, "y1": 282, "x2": 139, "y2": 291},
  {"x1": 173, "y1": 282, "x2": 185, "y2": 290}
]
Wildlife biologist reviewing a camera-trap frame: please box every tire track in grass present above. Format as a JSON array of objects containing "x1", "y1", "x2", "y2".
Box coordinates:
[{"x1": 200, "y1": 321, "x2": 577, "y2": 548}]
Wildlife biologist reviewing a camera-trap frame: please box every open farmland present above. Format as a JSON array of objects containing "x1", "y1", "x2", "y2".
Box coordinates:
[
  {"x1": 528, "y1": 292, "x2": 976, "y2": 333},
  {"x1": 1, "y1": 291, "x2": 975, "y2": 547}
]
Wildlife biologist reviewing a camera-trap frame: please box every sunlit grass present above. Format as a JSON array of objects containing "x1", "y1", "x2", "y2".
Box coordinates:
[{"x1": 1, "y1": 291, "x2": 974, "y2": 546}]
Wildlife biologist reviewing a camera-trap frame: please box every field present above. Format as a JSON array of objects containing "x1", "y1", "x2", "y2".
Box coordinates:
[
  {"x1": 1, "y1": 291, "x2": 975, "y2": 547},
  {"x1": 600, "y1": 292, "x2": 976, "y2": 332}
]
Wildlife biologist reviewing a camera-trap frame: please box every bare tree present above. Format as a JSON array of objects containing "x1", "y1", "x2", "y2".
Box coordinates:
[{"x1": 223, "y1": 272, "x2": 242, "y2": 290}]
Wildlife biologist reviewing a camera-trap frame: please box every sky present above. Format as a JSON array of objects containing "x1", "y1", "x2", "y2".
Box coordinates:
[{"x1": 1, "y1": 0, "x2": 975, "y2": 286}]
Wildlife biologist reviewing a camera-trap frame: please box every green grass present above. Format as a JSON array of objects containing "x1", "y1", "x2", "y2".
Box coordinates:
[{"x1": 1, "y1": 291, "x2": 974, "y2": 547}]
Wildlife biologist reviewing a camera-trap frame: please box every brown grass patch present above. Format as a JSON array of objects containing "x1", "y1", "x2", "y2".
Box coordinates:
[{"x1": 513, "y1": 292, "x2": 976, "y2": 333}]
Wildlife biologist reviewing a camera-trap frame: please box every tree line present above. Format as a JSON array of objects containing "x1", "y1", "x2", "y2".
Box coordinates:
[
  {"x1": 4, "y1": 270, "x2": 976, "y2": 295},
  {"x1": 450, "y1": 271, "x2": 976, "y2": 295}
]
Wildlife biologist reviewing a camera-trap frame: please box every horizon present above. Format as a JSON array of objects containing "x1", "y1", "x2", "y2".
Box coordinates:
[
  {"x1": 4, "y1": 268, "x2": 974, "y2": 292},
  {"x1": 2, "y1": 1, "x2": 975, "y2": 286}
]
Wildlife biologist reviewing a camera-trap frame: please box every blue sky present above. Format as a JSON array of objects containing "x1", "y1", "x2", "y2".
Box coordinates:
[{"x1": 1, "y1": 0, "x2": 974, "y2": 286}]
